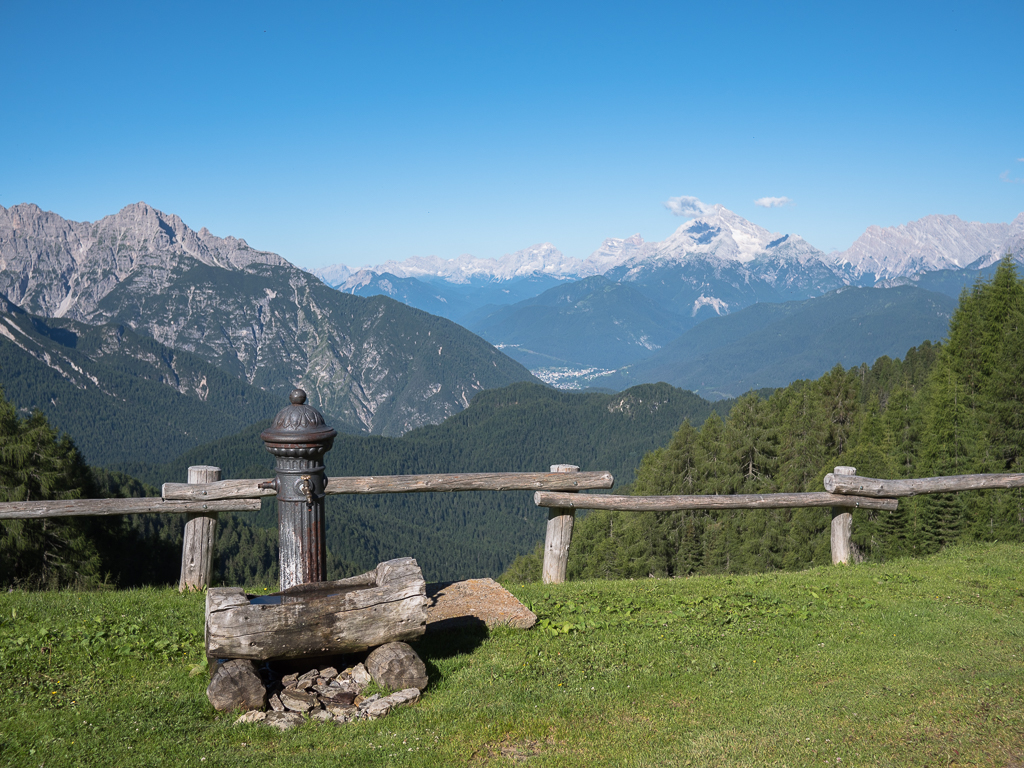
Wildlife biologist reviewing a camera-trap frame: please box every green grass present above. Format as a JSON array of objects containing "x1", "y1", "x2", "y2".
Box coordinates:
[{"x1": 1, "y1": 542, "x2": 1022, "y2": 767}]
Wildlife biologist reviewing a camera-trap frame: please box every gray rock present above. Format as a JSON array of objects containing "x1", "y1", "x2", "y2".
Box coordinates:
[
  {"x1": 279, "y1": 687, "x2": 319, "y2": 713},
  {"x1": 388, "y1": 688, "x2": 422, "y2": 708},
  {"x1": 263, "y1": 711, "x2": 306, "y2": 731},
  {"x1": 366, "y1": 642, "x2": 429, "y2": 692},
  {"x1": 363, "y1": 698, "x2": 392, "y2": 720},
  {"x1": 326, "y1": 703, "x2": 356, "y2": 719},
  {"x1": 268, "y1": 693, "x2": 285, "y2": 712},
  {"x1": 319, "y1": 666, "x2": 339, "y2": 681},
  {"x1": 321, "y1": 691, "x2": 357, "y2": 709},
  {"x1": 350, "y1": 663, "x2": 372, "y2": 687},
  {"x1": 235, "y1": 710, "x2": 267, "y2": 724},
  {"x1": 356, "y1": 693, "x2": 380, "y2": 709}
]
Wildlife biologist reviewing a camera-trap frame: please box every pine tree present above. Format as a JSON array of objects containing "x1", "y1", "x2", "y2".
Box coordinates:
[
  {"x1": 916, "y1": 364, "x2": 984, "y2": 552},
  {"x1": 672, "y1": 514, "x2": 704, "y2": 576},
  {"x1": 723, "y1": 393, "x2": 779, "y2": 493},
  {"x1": 0, "y1": 389, "x2": 108, "y2": 588},
  {"x1": 776, "y1": 382, "x2": 833, "y2": 492},
  {"x1": 632, "y1": 421, "x2": 700, "y2": 495},
  {"x1": 982, "y1": 257, "x2": 1024, "y2": 470}
]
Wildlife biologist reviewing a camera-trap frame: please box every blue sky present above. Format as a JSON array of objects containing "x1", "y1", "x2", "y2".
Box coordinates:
[{"x1": 3, "y1": 1, "x2": 1022, "y2": 269}]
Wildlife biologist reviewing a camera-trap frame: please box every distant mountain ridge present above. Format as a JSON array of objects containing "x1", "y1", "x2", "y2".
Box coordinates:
[
  {"x1": 317, "y1": 207, "x2": 1023, "y2": 293},
  {"x1": 310, "y1": 206, "x2": 1022, "y2": 392},
  {"x1": 603, "y1": 285, "x2": 958, "y2": 398},
  {"x1": 313, "y1": 206, "x2": 1022, "y2": 332},
  {"x1": 0, "y1": 203, "x2": 539, "y2": 438},
  {"x1": 0, "y1": 295, "x2": 282, "y2": 466},
  {"x1": 832, "y1": 213, "x2": 1024, "y2": 282}
]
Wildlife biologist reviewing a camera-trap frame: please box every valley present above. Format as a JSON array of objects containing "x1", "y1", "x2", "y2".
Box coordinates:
[{"x1": 1, "y1": 201, "x2": 1021, "y2": 585}]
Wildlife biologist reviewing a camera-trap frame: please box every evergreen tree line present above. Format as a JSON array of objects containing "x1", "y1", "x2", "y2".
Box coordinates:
[
  {"x1": 0, "y1": 390, "x2": 178, "y2": 589},
  {"x1": 0, "y1": 387, "x2": 333, "y2": 589},
  {"x1": 1, "y1": 377, "x2": 727, "y2": 586},
  {"x1": 118, "y1": 382, "x2": 731, "y2": 582},
  {"x1": 555, "y1": 257, "x2": 1024, "y2": 581}
]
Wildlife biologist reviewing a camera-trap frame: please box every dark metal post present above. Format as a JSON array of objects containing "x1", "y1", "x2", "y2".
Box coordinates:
[{"x1": 260, "y1": 388, "x2": 337, "y2": 591}]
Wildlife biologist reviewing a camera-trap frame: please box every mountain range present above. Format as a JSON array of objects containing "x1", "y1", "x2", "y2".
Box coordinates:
[
  {"x1": 3, "y1": 200, "x2": 1021, "y2": 464},
  {"x1": 319, "y1": 206, "x2": 1024, "y2": 292},
  {"x1": 315, "y1": 205, "x2": 1022, "y2": 393},
  {"x1": 0, "y1": 203, "x2": 537, "y2": 446}
]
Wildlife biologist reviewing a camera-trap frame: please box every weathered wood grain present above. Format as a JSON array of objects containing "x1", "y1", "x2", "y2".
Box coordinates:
[
  {"x1": 824, "y1": 471, "x2": 1024, "y2": 498},
  {"x1": 162, "y1": 478, "x2": 274, "y2": 501},
  {"x1": 365, "y1": 642, "x2": 429, "y2": 692},
  {"x1": 543, "y1": 465, "x2": 577, "y2": 585},
  {"x1": 0, "y1": 496, "x2": 260, "y2": 520},
  {"x1": 180, "y1": 466, "x2": 220, "y2": 593},
  {"x1": 205, "y1": 557, "x2": 428, "y2": 661},
  {"x1": 207, "y1": 658, "x2": 267, "y2": 712},
  {"x1": 163, "y1": 471, "x2": 615, "y2": 500},
  {"x1": 830, "y1": 466, "x2": 863, "y2": 565},
  {"x1": 534, "y1": 490, "x2": 899, "y2": 512}
]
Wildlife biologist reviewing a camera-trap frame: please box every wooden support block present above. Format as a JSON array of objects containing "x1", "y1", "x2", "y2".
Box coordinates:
[
  {"x1": 180, "y1": 466, "x2": 221, "y2": 592},
  {"x1": 207, "y1": 658, "x2": 267, "y2": 712},
  {"x1": 543, "y1": 464, "x2": 578, "y2": 585},
  {"x1": 831, "y1": 466, "x2": 862, "y2": 565}
]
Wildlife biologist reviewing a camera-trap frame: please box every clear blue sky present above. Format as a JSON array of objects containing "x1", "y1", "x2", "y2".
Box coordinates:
[{"x1": 3, "y1": 1, "x2": 1022, "y2": 269}]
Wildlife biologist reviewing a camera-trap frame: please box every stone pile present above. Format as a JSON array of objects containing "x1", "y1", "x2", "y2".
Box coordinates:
[{"x1": 208, "y1": 641, "x2": 428, "y2": 730}]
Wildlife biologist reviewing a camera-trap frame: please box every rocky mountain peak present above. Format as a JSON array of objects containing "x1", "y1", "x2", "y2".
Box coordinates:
[
  {"x1": 0, "y1": 202, "x2": 288, "y2": 319},
  {"x1": 830, "y1": 213, "x2": 1013, "y2": 281}
]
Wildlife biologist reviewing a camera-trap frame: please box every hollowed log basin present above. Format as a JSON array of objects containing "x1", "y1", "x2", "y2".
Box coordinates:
[{"x1": 205, "y1": 557, "x2": 427, "y2": 661}]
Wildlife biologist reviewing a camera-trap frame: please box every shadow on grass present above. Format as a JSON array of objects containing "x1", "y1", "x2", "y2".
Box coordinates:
[{"x1": 414, "y1": 621, "x2": 490, "y2": 685}]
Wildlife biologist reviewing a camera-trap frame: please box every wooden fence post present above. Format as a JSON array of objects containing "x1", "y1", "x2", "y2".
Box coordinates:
[
  {"x1": 180, "y1": 465, "x2": 221, "y2": 592},
  {"x1": 543, "y1": 465, "x2": 578, "y2": 584},
  {"x1": 831, "y1": 466, "x2": 859, "y2": 565}
]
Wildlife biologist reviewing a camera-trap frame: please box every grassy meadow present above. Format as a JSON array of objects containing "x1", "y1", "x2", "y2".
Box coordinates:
[{"x1": 0, "y1": 542, "x2": 1021, "y2": 767}]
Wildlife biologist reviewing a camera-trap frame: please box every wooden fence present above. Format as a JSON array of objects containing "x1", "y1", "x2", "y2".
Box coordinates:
[
  {"x1": 533, "y1": 466, "x2": 1024, "y2": 572},
  {"x1": 2, "y1": 462, "x2": 1022, "y2": 586}
]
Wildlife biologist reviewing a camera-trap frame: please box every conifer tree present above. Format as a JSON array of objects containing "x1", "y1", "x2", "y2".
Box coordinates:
[
  {"x1": 916, "y1": 364, "x2": 984, "y2": 551},
  {"x1": 981, "y1": 257, "x2": 1024, "y2": 470},
  {"x1": 672, "y1": 514, "x2": 704, "y2": 576},
  {"x1": 632, "y1": 420, "x2": 700, "y2": 495},
  {"x1": 0, "y1": 389, "x2": 107, "y2": 588},
  {"x1": 723, "y1": 392, "x2": 779, "y2": 493}
]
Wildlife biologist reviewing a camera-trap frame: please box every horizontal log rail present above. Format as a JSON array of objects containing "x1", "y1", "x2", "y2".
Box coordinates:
[
  {"x1": 0, "y1": 497, "x2": 261, "y2": 521},
  {"x1": 824, "y1": 471, "x2": 1024, "y2": 498},
  {"x1": 533, "y1": 490, "x2": 899, "y2": 512},
  {"x1": 162, "y1": 471, "x2": 615, "y2": 501}
]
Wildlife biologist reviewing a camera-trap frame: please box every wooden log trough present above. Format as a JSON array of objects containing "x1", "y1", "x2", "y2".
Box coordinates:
[{"x1": 205, "y1": 557, "x2": 427, "y2": 662}]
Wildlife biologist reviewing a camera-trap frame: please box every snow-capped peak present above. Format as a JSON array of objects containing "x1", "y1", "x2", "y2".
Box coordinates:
[
  {"x1": 642, "y1": 204, "x2": 780, "y2": 266},
  {"x1": 579, "y1": 233, "x2": 656, "y2": 276},
  {"x1": 332, "y1": 243, "x2": 584, "y2": 285}
]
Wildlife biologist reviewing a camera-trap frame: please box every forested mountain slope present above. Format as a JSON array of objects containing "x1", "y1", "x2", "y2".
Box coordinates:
[
  {"x1": 604, "y1": 285, "x2": 956, "y2": 398},
  {"x1": 125, "y1": 382, "x2": 733, "y2": 582},
  {"x1": 563, "y1": 258, "x2": 1023, "y2": 580},
  {"x1": 0, "y1": 296, "x2": 283, "y2": 466}
]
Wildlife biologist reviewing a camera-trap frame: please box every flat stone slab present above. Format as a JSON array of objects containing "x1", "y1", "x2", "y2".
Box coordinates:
[{"x1": 424, "y1": 578, "x2": 536, "y2": 633}]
